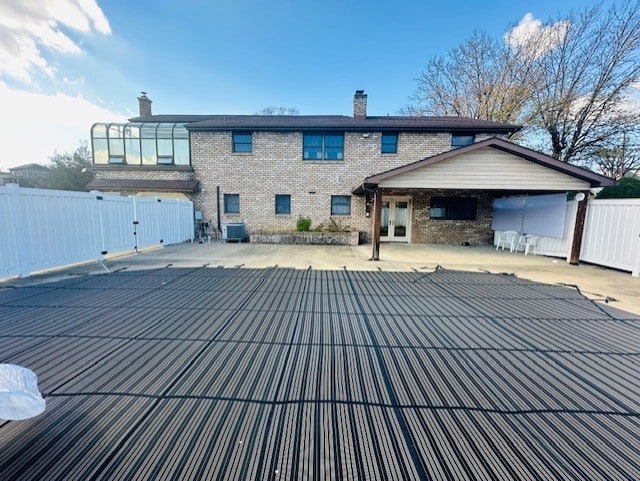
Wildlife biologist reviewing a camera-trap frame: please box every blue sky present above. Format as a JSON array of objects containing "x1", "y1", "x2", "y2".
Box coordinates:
[{"x1": 0, "y1": 0, "x2": 606, "y2": 170}]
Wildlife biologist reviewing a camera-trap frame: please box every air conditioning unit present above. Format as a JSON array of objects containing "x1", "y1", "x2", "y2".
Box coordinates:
[{"x1": 222, "y1": 223, "x2": 246, "y2": 242}]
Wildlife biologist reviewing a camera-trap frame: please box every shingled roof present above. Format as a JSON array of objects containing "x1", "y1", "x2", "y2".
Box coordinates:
[{"x1": 127, "y1": 114, "x2": 521, "y2": 134}]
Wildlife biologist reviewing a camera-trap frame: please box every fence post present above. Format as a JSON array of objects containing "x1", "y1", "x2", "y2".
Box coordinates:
[
  {"x1": 91, "y1": 191, "x2": 108, "y2": 256},
  {"x1": 132, "y1": 195, "x2": 139, "y2": 252},
  {"x1": 6, "y1": 184, "x2": 31, "y2": 277},
  {"x1": 156, "y1": 198, "x2": 163, "y2": 245}
]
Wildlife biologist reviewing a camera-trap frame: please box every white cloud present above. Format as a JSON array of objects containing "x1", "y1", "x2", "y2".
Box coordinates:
[
  {"x1": 505, "y1": 13, "x2": 569, "y2": 58},
  {"x1": 0, "y1": 83, "x2": 126, "y2": 171},
  {"x1": 0, "y1": 0, "x2": 110, "y2": 84}
]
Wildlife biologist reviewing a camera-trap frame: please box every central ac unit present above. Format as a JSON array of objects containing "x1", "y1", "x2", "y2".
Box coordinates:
[{"x1": 222, "y1": 223, "x2": 246, "y2": 242}]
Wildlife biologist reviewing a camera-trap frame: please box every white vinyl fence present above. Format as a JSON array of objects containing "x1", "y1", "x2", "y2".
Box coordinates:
[
  {"x1": 1, "y1": 184, "x2": 194, "y2": 278},
  {"x1": 581, "y1": 199, "x2": 640, "y2": 277},
  {"x1": 495, "y1": 196, "x2": 640, "y2": 277}
]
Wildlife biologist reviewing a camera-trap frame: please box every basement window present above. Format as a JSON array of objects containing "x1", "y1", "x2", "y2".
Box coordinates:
[{"x1": 430, "y1": 197, "x2": 477, "y2": 220}]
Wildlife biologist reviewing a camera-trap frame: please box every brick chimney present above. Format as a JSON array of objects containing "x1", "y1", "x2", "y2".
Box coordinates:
[
  {"x1": 137, "y1": 92, "x2": 152, "y2": 117},
  {"x1": 353, "y1": 90, "x2": 367, "y2": 118}
]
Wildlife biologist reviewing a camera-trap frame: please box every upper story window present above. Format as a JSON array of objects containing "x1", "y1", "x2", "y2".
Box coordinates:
[
  {"x1": 381, "y1": 133, "x2": 398, "y2": 154},
  {"x1": 303, "y1": 133, "x2": 344, "y2": 160},
  {"x1": 91, "y1": 122, "x2": 190, "y2": 166},
  {"x1": 232, "y1": 132, "x2": 253, "y2": 153},
  {"x1": 451, "y1": 135, "x2": 475, "y2": 148}
]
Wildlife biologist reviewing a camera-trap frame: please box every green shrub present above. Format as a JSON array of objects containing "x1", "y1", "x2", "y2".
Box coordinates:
[
  {"x1": 312, "y1": 218, "x2": 350, "y2": 232},
  {"x1": 296, "y1": 216, "x2": 312, "y2": 231},
  {"x1": 596, "y1": 177, "x2": 640, "y2": 199}
]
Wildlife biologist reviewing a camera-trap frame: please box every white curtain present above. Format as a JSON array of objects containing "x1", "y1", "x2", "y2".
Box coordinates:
[{"x1": 492, "y1": 193, "x2": 567, "y2": 238}]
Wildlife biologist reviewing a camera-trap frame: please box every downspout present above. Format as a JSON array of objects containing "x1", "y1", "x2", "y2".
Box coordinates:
[{"x1": 216, "y1": 186, "x2": 221, "y2": 235}]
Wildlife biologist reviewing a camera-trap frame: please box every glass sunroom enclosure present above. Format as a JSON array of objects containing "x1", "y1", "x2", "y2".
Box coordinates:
[{"x1": 91, "y1": 122, "x2": 190, "y2": 166}]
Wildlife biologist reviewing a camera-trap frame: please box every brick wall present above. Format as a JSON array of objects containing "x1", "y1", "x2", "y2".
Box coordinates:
[
  {"x1": 406, "y1": 188, "x2": 494, "y2": 245},
  {"x1": 93, "y1": 168, "x2": 196, "y2": 182},
  {"x1": 92, "y1": 130, "x2": 507, "y2": 244},
  {"x1": 191, "y1": 130, "x2": 456, "y2": 234}
]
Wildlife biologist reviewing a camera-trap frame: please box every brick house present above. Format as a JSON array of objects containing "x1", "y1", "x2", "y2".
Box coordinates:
[
  {"x1": 88, "y1": 91, "x2": 613, "y2": 245},
  {"x1": 8, "y1": 164, "x2": 51, "y2": 187}
]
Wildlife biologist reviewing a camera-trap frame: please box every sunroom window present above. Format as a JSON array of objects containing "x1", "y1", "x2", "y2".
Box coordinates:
[{"x1": 91, "y1": 122, "x2": 191, "y2": 166}]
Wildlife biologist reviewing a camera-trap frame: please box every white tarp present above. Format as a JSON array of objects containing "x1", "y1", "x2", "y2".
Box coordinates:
[
  {"x1": 492, "y1": 193, "x2": 568, "y2": 238},
  {"x1": 0, "y1": 364, "x2": 46, "y2": 420}
]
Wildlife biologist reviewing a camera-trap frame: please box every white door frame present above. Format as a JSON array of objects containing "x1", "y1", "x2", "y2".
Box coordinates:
[{"x1": 381, "y1": 196, "x2": 412, "y2": 242}]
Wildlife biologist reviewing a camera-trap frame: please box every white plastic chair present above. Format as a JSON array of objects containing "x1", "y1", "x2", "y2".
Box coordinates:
[
  {"x1": 495, "y1": 230, "x2": 520, "y2": 252},
  {"x1": 517, "y1": 234, "x2": 539, "y2": 255}
]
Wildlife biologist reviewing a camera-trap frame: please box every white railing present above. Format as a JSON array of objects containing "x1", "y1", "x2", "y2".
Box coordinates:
[
  {"x1": 0, "y1": 184, "x2": 194, "y2": 279},
  {"x1": 494, "y1": 197, "x2": 640, "y2": 277}
]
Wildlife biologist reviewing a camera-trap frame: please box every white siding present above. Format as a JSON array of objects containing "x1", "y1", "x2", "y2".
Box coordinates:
[{"x1": 379, "y1": 147, "x2": 591, "y2": 190}]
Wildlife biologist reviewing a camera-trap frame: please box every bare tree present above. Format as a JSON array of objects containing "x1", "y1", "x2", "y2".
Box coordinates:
[
  {"x1": 256, "y1": 106, "x2": 299, "y2": 115},
  {"x1": 403, "y1": 31, "x2": 533, "y2": 125},
  {"x1": 404, "y1": 1, "x2": 640, "y2": 165},
  {"x1": 524, "y1": 1, "x2": 640, "y2": 162}
]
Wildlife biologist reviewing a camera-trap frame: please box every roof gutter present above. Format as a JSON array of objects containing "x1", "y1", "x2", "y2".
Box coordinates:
[{"x1": 352, "y1": 182, "x2": 379, "y2": 195}]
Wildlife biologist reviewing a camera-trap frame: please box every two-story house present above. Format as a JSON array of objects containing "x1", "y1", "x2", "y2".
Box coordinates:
[{"x1": 88, "y1": 90, "x2": 612, "y2": 246}]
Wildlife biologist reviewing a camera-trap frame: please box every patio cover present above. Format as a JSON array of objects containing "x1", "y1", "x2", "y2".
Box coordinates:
[{"x1": 352, "y1": 138, "x2": 614, "y2": 261}]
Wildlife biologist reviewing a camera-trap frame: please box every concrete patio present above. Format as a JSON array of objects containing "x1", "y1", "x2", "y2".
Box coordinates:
[
  {"x1": 1, "y1": 244, "x2": 639, "y2": 479},
  {"x1": 22, "y1": 241, "x2": 638, "y2": 315}
]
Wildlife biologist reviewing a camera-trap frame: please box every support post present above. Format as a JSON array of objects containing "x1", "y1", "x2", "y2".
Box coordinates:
[
  {"x1": 569, "y1": 191, "x2": 589, "y2": 265},
  {"x1": 371, "y1": 188, "x2": 382, "y2": 261}
]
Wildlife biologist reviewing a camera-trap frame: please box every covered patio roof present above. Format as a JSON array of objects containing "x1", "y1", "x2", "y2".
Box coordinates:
[
  {"x1": 353, "y1": 138, "x2": 615, "y2": 262},
  {"x1": 353, "y1": 138, "x2": 614, "y2": 195}
]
